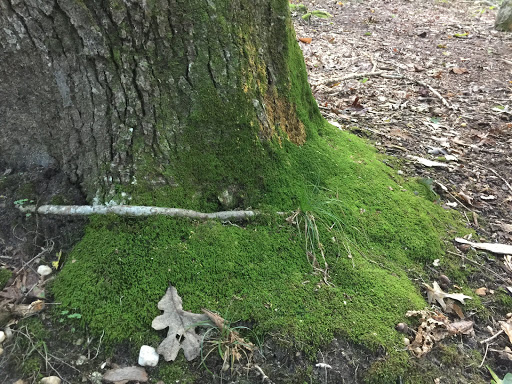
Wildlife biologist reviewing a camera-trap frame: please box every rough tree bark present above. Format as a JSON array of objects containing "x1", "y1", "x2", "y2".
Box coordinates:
[
  {"x1": 496, "y1": 0, "x2": 512, "y2": 32},
  {"x1": 0, "y1": 0, "x2": 320, "y2": 208}
]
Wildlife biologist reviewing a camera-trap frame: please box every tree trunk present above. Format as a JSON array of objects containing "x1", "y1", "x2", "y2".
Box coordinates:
[
  {"x1": 0, "y1": 0, "x2": 320, "y2": 209},
  {"x1": 496, "y1": 0, "x2": 512, "y2": 31}
]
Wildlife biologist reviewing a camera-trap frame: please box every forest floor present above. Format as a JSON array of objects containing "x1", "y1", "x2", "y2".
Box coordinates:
[
  {"x1": 1, "y1": 0, "x2": 512, "y2": 383},
  {"x1": 293, "y1": 0, "x2": 512, "y2": 240},
  {"x1": 292, "y1": 0, "x2": 512, "y2": 381}
]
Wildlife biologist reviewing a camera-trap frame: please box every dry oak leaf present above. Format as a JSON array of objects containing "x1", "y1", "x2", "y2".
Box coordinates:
[
  {"x1": 451, "y1": 67, "x2": 468, "y2": 74},
  {"x1": 500, "y1": 319, "x2": 512, "y2": 345},
  {"x1": 423, "y1": 282, "x2": 472, "y2": 311},
  {"x1": 152, "y1": 286, "x2": 209, "y2": 361},
  {"x1": 406, "y1": 310, "x2": 474, "y2": 357},
  {"x1": 298, "y1": 37, "x2": 312, "y2": 44}
]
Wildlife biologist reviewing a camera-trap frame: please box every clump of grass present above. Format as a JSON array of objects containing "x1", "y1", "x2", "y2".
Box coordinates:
[{"x1": 199, "y1": 309, "x2": 257, "y2": 375}]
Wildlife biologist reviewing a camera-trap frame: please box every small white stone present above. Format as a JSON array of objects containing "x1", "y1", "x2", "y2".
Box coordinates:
[
  {"x1": 138, "y1": 345, "x2": 159, "y2": 367},
  {"x1": 40, "y1": 376, "x2": 61, "y2": 384},
  {"x1": 37, "y1": 265, "x2": 52, "y2": 277},
  {"x1": 0, "y1": 330, "x2": 6, "y2": 343}
]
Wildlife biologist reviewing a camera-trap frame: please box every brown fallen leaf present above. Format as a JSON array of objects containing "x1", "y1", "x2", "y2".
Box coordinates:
[
  {"x1": 451, "y1": 67, "x2": 468, "y2": 74},
  {"x1": 445, "y1": 301, "x2": 465, "y2": 319},
  {"x1": 500, "y1": 222, "x2": 512, "y2": 233},
  {"x1": 496, "y1": 346, "x2": 512, "y2": 361},
  {"x1": 151, "y1": 286, "x2": 209, "y2": 361},
  {"x1": 0, "y1": 299, "x2": 45, "y2": 323},
  {"x1": 457, "y1": 191, "x2": 473, "y2": 205},
  {"x1": 475, "y1": 287, "x2": 488, "y2": 296},
  {"x1": 446, "y1": 320, "x2": 474, "y2": 335},
  {"x1": 500, "y1": 319, "x2": 512, "y2": 345},
  {"x1": 349, "y1": 96, "x2": 364, "y2": 110},
  {"x1": 405, "y1": 310, "x2": 473, "y2": 357},
  {"x1": 299, "y1": 37, "x2": 312, "y2": 44},
  {"x1": 423, "y1": 282, "x2": 472, "y2": 311},
  {"x1": 103, "y1": 366, "x2": 148, "y2": 383}
]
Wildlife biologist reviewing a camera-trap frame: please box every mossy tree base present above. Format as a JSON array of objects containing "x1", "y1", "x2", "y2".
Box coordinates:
[
  {"x1": 52, "y1": 121, "x2": 469, "y2": 383},
  {"x1": 1, "y1": 0, "x2": 317, "y2": 206},
  {"x1": 1, "y1": 0, "x2": 474, "y2": 382}
]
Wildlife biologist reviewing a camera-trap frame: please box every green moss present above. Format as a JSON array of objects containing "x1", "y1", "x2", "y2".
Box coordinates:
[
  {"x1": 497, "y1": 289, "x2": 512, "y2": 311},
  {"x1": 50, "y1": 195, "x2": 68, "y2": 205},
  {"x1": 17, "y1": 182, "x2": 36, "y2": 201},
  {"x1": 0, "y1": 268, "x2": 12, "y2": 290},
  {"x1": 13, "y1": 317, "x2": 49, "y2": 379},
  {"x1": 51, "y1": 1, "x2": 472, "y2": 380},
  {"x1": 21, "y1": 356, "x2": 43, "y2": 379},
  {"x1": 52, "y1": 120, "x2": 468, "y2": 360},
  {"x1": 155, "y1": 356, "x2": 197, "y2": 383}
]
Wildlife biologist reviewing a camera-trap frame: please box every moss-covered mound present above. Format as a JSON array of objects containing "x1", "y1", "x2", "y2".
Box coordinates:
[
  {"x1": 52, "y1": 120, "x2": 465, "y2": 369},
  {"x1": 49, "y1": 8, "x2": 467, "y2": 381}
]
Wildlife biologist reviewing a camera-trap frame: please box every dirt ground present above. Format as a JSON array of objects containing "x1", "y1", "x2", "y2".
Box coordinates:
[{"x1": 1, "y1": 0, "x2": 512, "y2": 383}]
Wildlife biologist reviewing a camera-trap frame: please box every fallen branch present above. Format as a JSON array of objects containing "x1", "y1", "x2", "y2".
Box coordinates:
[
  {"x1": 413, "y1": 79, "x2": 454, "y2": 110},
  {"x1": 18, "y1": 205, "x2": 256, "y2": 221},
  {"x1": 326, "y1": 71, "x2": 388, "y2": 85},
  {"x1": 480, "y1": 330, "x2": 504, "y2": 345}
]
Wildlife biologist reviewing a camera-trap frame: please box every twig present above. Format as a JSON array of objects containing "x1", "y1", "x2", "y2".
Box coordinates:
[
  {"x1": 93, "y1": 330, "x2": 104, "y2": 360},
  {"x1": 479, "y1": 342, "x2": 489, "y2": 368},
  {"x1": 480, "y1": 330, "x2": 504, "y2": 345},
  {"x1": 363, "y1": 52, "x2": 378, "y2": 72},
  {"x1": 414, "y1": 79, "x2": 454, "y2": 110},
  {"x1": 474, "y1": 164, "x2": 512, "y2": 194},
  {"x1": 446, "y1": 250, "x2": 509, "y2": 284},
  {"x1": 251, "y1": 364, "x2": 274, "y2": 383},
  {"x1": 324, "y1": 68, "x2": 454, "y2": 110},
  {"x1": 18, "y1": 204, "x2": 256, "y2": 221},
  {"x1": 326, "y1": 71, "x2": 388, "y2": 85}
]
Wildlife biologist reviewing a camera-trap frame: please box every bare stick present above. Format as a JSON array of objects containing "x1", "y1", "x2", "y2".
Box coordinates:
[
  {"x1": 480, "y1": 330, "x2": 504, "y2": 345},
  {"x1": 326, "y1": 71, "x2": 387, "y2": 85},
  {"x1": 414, "y1": 79, "x2": 454, "y2": 110},
  {"x1": 18, "y1": 205, "x2": 256, "y2": 221},
  {"x1": 473, "y1": 164, "x2": 512, "y2": 194},
  {"x1": 446, "y1": 250, "x2": 509, "y2": 284},
  {"x1": 362, "y1": 52, "x2": 378, "y2": 72},
  {"x1": 324, "y1": 70, "x2": 454, "y2": 110},
  {"x1": 252, "y1": 364, "x2": 274, "y2": 383},
  {"x1": 93, "y1": 330, "x2": 105, "y2": 360},
  {"x1": 479, "y1": 342, "x2": 489, "y2": 368}
]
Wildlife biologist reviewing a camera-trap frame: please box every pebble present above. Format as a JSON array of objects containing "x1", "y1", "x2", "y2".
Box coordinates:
[
  {"x1": 0, "y1": 330, "x2": 5, "y2": 343},
  {"x1": 40, "y1": 376, "x2": 61, "y2": 384},
  {"x1": 75, "y1": 355, "x2": 87, "y2": 366},
  {"x1": 89, "y1": 372, "x2": 103, "y2": 384},
  {"x1": 37, "y1": 265, "x2": 52, "y2": 277},
  {"x1": 395, "y1": 323, "x2": 409, "y2": 334},
  {"x1": 138, "y1": 345, "x2": 159, "y2": 367}
]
